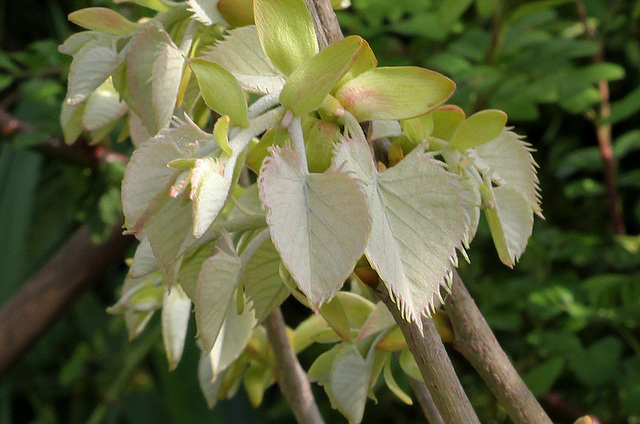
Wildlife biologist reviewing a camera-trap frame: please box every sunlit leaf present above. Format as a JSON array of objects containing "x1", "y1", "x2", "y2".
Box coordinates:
[
  {"x1": 202, "y1": 26, "x2": 286, "y2": 95},
  {"x1": 449, "y1": 109, "x2": 508, "y2": 150},
  {"x1": 162, "y1": 285, "x2": 192, "y2": 370},
  {"x1": 82, "y1": 78, "x2": 128, "y2": 131},
  {"x1": 280, "y1": 35, "x2": 363, "y2": 116},
  {"x1": 430, "y1": 105, "x2": 465, "y2": 141},
  {"x1": 68, "y1": 7, "x2": 139, "y2": 35},
  {"x1": 334, "y1": 137, "x2": 466, "y2": 327},
  {"x1": 253, "y1": 0, "x2": 318, "y2": 76},
  {"x1": 259, "y1": 146, "x2": 371, "y2": 309},
  {"x1": 66, "y1": 40, "x2": 122, "y2": 105},
  {"x1": 335, "y1": 67, "x2": 455, "y2": 121},
  {"x1": 187, "y1": 0, "x2": 228, "y2": 26},
  {"x1": 189, "y1": 58, "x2": 249, "y2": 128},
  {"x1": 190, "y1": 157, "x2": 228, "y2": 238}
]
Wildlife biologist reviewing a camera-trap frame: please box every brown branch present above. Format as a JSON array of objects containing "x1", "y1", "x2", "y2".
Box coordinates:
[
  {"x1": 264, "y1": 308, "x2": 325, "y2": 424},
  {"x1": 0, "y1": 108, "x2": 129, "y2": 167},
  {"x1": 575, "y1": 0, "x2": 625, "y2": 235},
  {"x1": 407, "y1": 376, "x2": 445, "y2": 424},
  {"x1": 373, "y1": 283, "x2": 481, "y2": 424},
  {"x1": 443, "y1": 271, "x2": 552, "y2": 424},
  {"x1": 303, "y1": 0, "x2": 344, "y2": 49},
  {"x1": 0, "y1": 224, "x2": 134, "y2": 376}
]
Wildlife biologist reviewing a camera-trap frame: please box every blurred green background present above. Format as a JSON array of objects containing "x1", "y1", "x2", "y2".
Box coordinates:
[{"x1": 1, "y1": 0, "x2": 639, "y2": 423}]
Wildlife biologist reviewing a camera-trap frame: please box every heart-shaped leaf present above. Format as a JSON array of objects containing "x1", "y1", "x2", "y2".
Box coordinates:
[
  {"x1": 335, "y1": 67, "x2": 455, "y2": 121},
  {"x1": 334, "y1": 137, "x2": 467, "y2": 328},
  {"x1": 259, "y1": 146, "x2": 370, "y2": 308}
]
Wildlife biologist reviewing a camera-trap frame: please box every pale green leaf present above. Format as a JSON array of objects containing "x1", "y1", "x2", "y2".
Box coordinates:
[
  {"x1": 128, "y1": 111, "x2": 151, "y2": 147},
  {"x1": 431, "y1": 105, "x2": 465, "y2": 141},
  {"x1": 335, "y1": 292, "x2": 375, "y2": 330},
  {"x1": 187, "y1": 0, "x2": 228, "y2": 25},
  {"x1": 333, "y1": 38, "x2": 377, "y2": 94},
  {"x1": 201, "y1": 26, "x2": 285, "y2": 95},
  {"x1": 294, "y1": 314, "x2": 329, "y2": 353},
  {"x1": 258, "y1": 146, "x2": 371, "y2": 309},
  {"x1": 127, "y1": 25, "x2": 183, "y2": 134},
  {"x1": 335, "y1": 67, "x2": 455, "y2": 121},
  {"x1": 383, "y1": 355, "x2": 413, "y2": 405},
  {"x1": 196, "y1": 247, "x2": 243, "y2": 352},
  {"x1": 459, "y1": 177, "x2": 481, "y2": 245},
  {"x1": 66, "y1": 40, "x2": 121, "y2": 105},
  {"x1": 213, "y1": 115, "x2": 232, "y2": 155},
  {"x1": 59, "y1": 31, "x2": 109, "y2": 56},
  {"x1": 198, "y1": 352, "x2": 225, "y2": 408},
  {"x1": 308, "y1": 344, "x2": 342, "y2": 382},
  {"x1": 190, "y1": 157, "x2": 228, "y2": 238},
  {"x1": 242, "y1": 238, "x2": 290, "y2": 323},
  {"x1": 484, "y1": 186, "x2": 534, "y2": 267},
  {"x1": 473, "y1": 129, "x2": 541, "y2": 212},
  {"x1": 399, "y1": 348, "x2": 422, "y2": 381},
  {"x1": 253, "y1": 0, "x2": 319, "y2": 76},
  {"x1": 320, "y1": 296, "x2": 351, "y2": 342},
  {"x1": 449, "y1": 109, "x2": 507, "y2": 150},
  {"x1": 129, "y1": 237, "x2": 159, "y2": 278},
  {"x1": 68, "y1": 7, "x2": 139, "y2": 35},
  {"x1": 356, "y1": 301, "x2": 395, "y2": 341},
  {"x1": 217, "y1": 0, "x2": 254, "y2": 27},
  {"x1": 243, "y1": 362, "x2": 272, "y2": 407},
  {"x1": 113, "y1": 0, "x2": 169, "y2": 11},
  {"x1": 60, "y1": 101, "x2": 85, "y2": 145},
  {"x1": 334, "y1": 137, "x2": 467, "y2": 327},
  {"x1": 280, "y1": 35, "x2": 363, "y2": 116},
  {"x1": 162, "y1": 285, "x2": 192, "y2": 370},
  {"x1": 189, "y1": 58, "x2": 249, "y2": 128},
  {"x1": 329, "y1": 343, "x2": 370, "y2": 423},
  {"x1": 208, "y1": 298, "x2": 256, "y2": 376},
  {"x1": 401, "y1": 113, "x2": 434, "y2": 145},
  {"x1": 82, "y1": 78, "x2": 128, "y2": 131},
  {"x1": 178, "y1": 240, "x2": 216, "y2": 301}
]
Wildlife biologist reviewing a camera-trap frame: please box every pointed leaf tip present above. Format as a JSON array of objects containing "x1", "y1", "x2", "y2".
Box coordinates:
[
  {"x1": 335, "y1": 67, "x2": 456, "y2": 121},
  {"x1": 254, "y1": 0, "x2": 319, "y2": 76},
  {"x1": 68, "y1": 7, "x2": 139, "y2": 35}
]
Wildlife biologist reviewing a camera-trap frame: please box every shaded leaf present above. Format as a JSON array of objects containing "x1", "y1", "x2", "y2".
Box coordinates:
[{"x1": 162, "y1": 285, "x2": 192, "y2": 370}]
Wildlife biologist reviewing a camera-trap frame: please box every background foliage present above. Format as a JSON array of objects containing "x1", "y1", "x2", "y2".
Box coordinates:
[{"x1": 1, "y1": 0, "x2": 639, "y2": 423}]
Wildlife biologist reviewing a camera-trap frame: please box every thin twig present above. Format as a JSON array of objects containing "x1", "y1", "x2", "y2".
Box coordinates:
[
  {"x1": 373, "y1": 284, "x2": 481, "y2": 424},
  {"x1": 407, "y1": 376, "x2": 445, "y2": 424},
  {"x1": 575, "y1": 0, "x2": 626, "y2": 234},
  {"x1": 264, "y1": 308, "x2": 325, "y2": 424},
  {"x1": 443, "y1": 271, "x2": 553, "y2": 424}
]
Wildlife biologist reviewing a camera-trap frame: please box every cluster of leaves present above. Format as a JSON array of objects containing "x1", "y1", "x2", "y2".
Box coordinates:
[
  {"x1": 57, "y1": 0, "x2": 542, "y2": 421},
  {"x1": 335, "y1": 0, "x2": 640, "y2": 421}
]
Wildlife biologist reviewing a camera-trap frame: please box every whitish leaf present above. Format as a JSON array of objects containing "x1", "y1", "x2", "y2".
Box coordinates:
[
  {"x1": 127, "y1": 25, "x2": 183, "y2": 134},
  {"x1": 59, "y1": 31, "x2": 107, "y2": 56},
  {"x1": 253, "y1": 0, "x2": 318, "y2": 76},
  {"x1": 484, "y1": 186, "x2": 534, "y2": 267},
  {"x1": 209, "y1": 298, "x2": 256, "y2": 376},
  {"x1": 189, "y1": 59, "x2": 249, "y2": 127},
  {"x1": 129, "y1": 237, "x2": 159, "y2": 278},
  {"x1": 460, "y1": 177, "x2": 481, "y2": 245},
  {"x1": 178, "y1": 240, "x2": 216, "y2": 301},
  {"x1": 335, "y1": 67, "x2": 455, "y2": 121},
  {"x1": 66, "y1": 40, "x2": 121, "y2": 105},
  {"x1": 68, "y1": 7, "x2": 139, "y2": 35},
  {"x1": 473, "y1": 129, "x2": 541, "y2": 212},
  {"x1": 60, "y1": 101, "x2": 85, "y2": 145},
  {"x1": 162, "y1": 285, "x2": 192, "y2": 370},
  {"x1": 201, "y1": 26, "x2": 285, "y2": 95},
  {"x1": 329, "y1": 344, "x2": 370, "y2": 423},
  {"x1": 190, "y1": 157, "x2": 228, "y2": 238},
  {"x1": 259, "y1": 146, "x2": 370, "y2": 308},
  {"x1": 128, "y1": 111, "x2": 151, "y2": 147},
  {"x1": 280, "y1": 35, "x2": 363, "y2": 117},
  {"x1": 198, "y1": 352, "x2": 225, "y2": 408},
  {"x1": 242, "y1": 238, "x2": 290, "y2": 323},
  {"x1": 109, "y1": 271, "x2": 164, "y2": 339},
  {"x1": 122, "y1": 121, "x2": 215, "y2": 233},
  {"x1": 449, "y1": 109, "x2": 507, "y2": 150},
  {"x1": 196, "y1": 248, "x2": 243, "y2": 352},
  {"x1": 308, "y1": 344, "x2": 342, "y2": 382},
  {"x1": 187, "y1": 0, "x2": 228, "y2": 26},
  {"x1": 334, "y1": 137, "x2": 466, "y2": 327},
  {"x1": 82, "y1": 78, "x2": 128, "y2": 131}
]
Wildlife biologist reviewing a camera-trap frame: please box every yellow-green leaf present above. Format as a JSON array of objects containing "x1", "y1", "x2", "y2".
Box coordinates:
[
  {"x1": 319, "y1": 296, "x2": 351, "y2": 342},
  {"x1": 305, "y1": 120, "x2": 341, "y2": 173},
  {"x1": 401, "y1": 113, "x2": 434, "y2": 145},
  {"x1": 335, "y1": 66, "x2": 455, "y2": 121},
  {"x1": 68, "y1": 7, "x2": 139, "y2": 35},
  {"x1": 213, "y1": 115, "x2": 232, "y2": 156},
  {"x1": 449, "y1": 109, "x2": 508, "y2": 150},
  {"x1": 189, "y1": 58, "x2": 249, "y2": 128},
  {"x1": 383, "y1": 355, "x2": 413, "y2": 405},
  {"x1": 217, "y1": 0, "x2": 254, "y2": 26},
  {"x1": 246, "y1": 126, "x2": 289, "y2": 173},
  {"x1": 254, "y1": 0, "x2": 319, "y2": 76},
  {"x1": 332, "y1": 38, "x2": 377, "y2": 94},
  {"x1": 431, "y1": 105, "x2": 465, "y2": 140},
  {"x1": 281, "y1": 35, "x2": 364, "y2": 116},
  {"x1": 375, "y1": 327, "x2": 406, "y2": 351}
]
